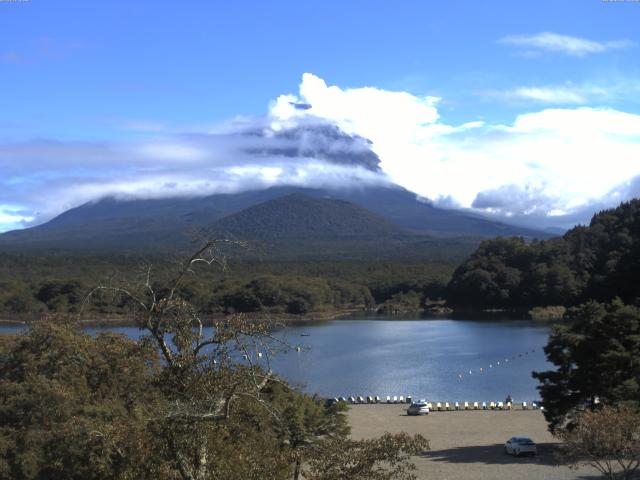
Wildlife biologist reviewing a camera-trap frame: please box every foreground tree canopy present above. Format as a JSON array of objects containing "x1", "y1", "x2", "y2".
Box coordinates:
[
  {"x1": 533, "y1": 301, "x2": 640, "y2": 431},
  {"x1": 448, "y1": 199, "x2": 640, "y2": 308},
  {"x1": 0, "y1": 241, "x2": 428, "y2": 480}
]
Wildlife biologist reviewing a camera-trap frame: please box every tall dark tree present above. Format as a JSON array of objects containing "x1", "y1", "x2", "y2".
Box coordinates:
[{"x1": 533, "y1": 301, "x2": 640, "y2": 430}]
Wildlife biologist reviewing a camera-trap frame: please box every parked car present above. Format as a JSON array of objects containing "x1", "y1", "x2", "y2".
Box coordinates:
[
  {"x1": 407, "y1": 402, "x2": 429, "y2": 416},
  {"x1": 504, "y1": 437, "x2": 537, "y2": 457}
]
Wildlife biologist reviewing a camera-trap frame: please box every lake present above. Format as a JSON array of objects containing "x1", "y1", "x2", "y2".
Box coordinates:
[{"x1": 0, "y1": 315, "x2": 552, "y2": 403}]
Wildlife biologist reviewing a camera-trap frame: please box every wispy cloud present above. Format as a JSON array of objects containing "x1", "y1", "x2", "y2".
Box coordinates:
[
  {"x1": 498, "y1": 86, "x2": 588, "y2": 104},
  {"x1": 483, "y1": 80, "x2": 640, "y2": 106},
  {"x1": 499, "y1": 32, "x2": 636, "y2": 57},
  {"x1": 0, "y1": 51, "x2": 25, "y2": 64},
  {"x1": 1, "y1": 37, "x2": 85, "y2": 65}
]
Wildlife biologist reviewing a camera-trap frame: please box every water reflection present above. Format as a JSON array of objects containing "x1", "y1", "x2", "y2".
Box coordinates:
[{"x1": 0, "y1": 316, "x2": 551, "y2": 402}]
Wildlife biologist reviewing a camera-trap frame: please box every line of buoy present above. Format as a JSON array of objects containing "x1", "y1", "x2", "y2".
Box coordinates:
[
  {"x1": 456, "y1": 347, "x2": 540, "y2": 380},
  {"x1": 330, "y1": 396, "x2": 543, "y2": 411}
]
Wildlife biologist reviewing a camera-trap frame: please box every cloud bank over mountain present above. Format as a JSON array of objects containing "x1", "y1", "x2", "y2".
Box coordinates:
[
  {"x1": 269, "y1": 74, "x2": 640, "y2": 229},
  {"x1": 0, "y1": 115, "x2": 391, "y2": 230},
  {"x1": 1, "y1": 73, "x2": 640, "y2": 232}
]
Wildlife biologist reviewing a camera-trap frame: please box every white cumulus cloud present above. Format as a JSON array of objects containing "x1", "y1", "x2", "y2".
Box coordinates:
[{"x1": 271, "y1": 74, "x2": 640, "y2": 222}]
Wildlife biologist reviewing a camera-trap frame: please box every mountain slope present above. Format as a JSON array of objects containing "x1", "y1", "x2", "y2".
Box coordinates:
[
  {"x1": 0, "y1": 184, "x2": 551, "y2": 253},
  {"x1": 211, "y1": 193, "x2": 401, "y2": 239}
]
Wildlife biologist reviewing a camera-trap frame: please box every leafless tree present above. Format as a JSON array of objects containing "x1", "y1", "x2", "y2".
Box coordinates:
[{"x1": 82, "y1": 240, "x2": 291, "y2": 480}]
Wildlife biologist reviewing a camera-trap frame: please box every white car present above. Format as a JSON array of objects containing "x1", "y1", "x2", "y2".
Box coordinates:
[
  {"x1": 504, "y1": 437, "x2": 537, "y2": 457},
  {"x1": 407, "y1": 402, "x2": 429, "y2": 416}
]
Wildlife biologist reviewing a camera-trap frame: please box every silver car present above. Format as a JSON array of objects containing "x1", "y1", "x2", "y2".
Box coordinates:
[
  {"x1": 504, "y1": 437, "x2": 537, "y2": 457},
  {"x1": 407, "y1": 402, "x2": 429, "y2": 416}
]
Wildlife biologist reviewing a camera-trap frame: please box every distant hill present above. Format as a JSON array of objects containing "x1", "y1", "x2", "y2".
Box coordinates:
[
  {"x1": 206, "y1": 193, "x2": 486, "y2": 261},
  {"x1": 0, "y1": 184, "x2": 551, "y2": 257},
  {"x1": 447, "y1": 199, "x2": 640, "y2": 307},
  {"x1": 211, "y1": 193, "x2": 400, "y2": 239}
]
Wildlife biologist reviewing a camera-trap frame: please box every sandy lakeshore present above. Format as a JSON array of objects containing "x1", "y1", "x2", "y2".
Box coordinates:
[{"x1": 347, "y1": 404, "x2": 600, "y2": 480}]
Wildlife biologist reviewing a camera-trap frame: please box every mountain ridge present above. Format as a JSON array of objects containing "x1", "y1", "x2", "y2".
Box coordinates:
[{"x1": 0, "y1": 184, "x2": 552, "y2": 255}]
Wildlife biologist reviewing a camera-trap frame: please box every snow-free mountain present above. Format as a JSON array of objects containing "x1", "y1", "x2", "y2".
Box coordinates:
[{"x1": 0, "y1": 184, "x2": 551, "y2": 258}]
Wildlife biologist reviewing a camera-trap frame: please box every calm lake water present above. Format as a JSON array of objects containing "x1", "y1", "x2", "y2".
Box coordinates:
[{"x1": 0, "y1": 315, "x2": 552, "y2": 403}]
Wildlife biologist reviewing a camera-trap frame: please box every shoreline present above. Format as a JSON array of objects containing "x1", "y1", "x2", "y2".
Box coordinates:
[
  {"x1": 0, "y1": 306, "x2": 553, "y2": 328},
  {"x1": 0, "y1": 307, "x2": 369, "y2": 328}
]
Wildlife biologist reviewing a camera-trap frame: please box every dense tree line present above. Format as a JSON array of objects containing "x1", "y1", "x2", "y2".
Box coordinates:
[
  {"x1": 0, "y1": 258, "x2": 452, "y2": 318},
  {"x1": 447, "y1": 200, "x2": 640, "y2": 308}
]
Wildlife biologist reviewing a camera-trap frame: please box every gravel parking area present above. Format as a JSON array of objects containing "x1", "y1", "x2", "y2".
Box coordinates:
[{"x1": 347, "y1": 404, "x2": 601, "y2": 480}]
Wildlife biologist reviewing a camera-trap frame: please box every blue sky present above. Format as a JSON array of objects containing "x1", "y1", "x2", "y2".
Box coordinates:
[{"x1": 1, "y1": 0, "x2": 639, "y2": 231}]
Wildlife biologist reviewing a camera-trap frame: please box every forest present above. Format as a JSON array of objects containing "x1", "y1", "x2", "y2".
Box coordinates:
[
  {"x1": 1, "y1": 199, "x2": 639, "y2": 320},
  {"x1": 0, "y1": 255, "x2": 452, "y2": 320},
  {"x1": 447, "y1": 199, "x2": 640, "y2": 309}
]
